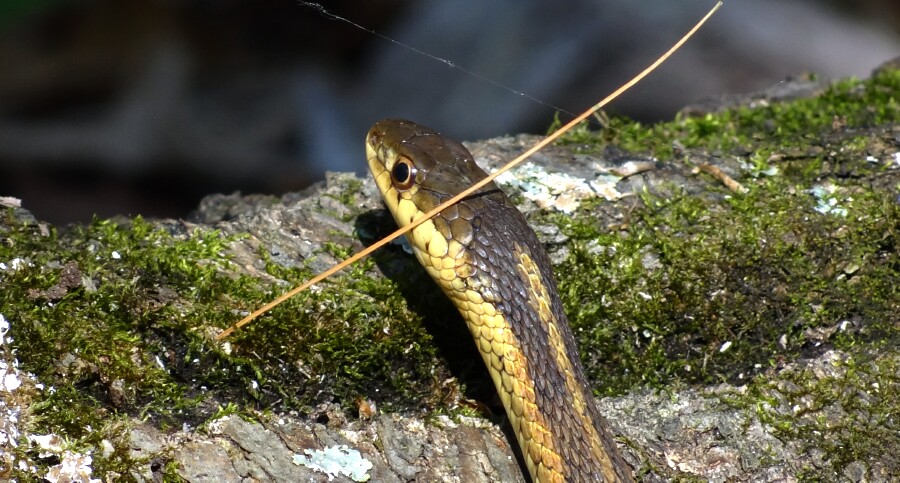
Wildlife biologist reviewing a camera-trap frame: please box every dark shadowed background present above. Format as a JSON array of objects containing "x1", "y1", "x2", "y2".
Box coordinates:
[{"x1": 1, "y1": 0, "x2": 898, "y2": 224}]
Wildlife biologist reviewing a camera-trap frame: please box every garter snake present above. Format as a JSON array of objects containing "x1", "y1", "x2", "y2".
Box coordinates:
[{"x1": 366, "y1": 119, "x2": 633, "y2": 482}]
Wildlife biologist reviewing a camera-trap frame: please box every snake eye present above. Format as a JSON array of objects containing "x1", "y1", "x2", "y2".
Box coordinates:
[{"x1": 391, "y1": 157, "x2": 417, "y2": 190}]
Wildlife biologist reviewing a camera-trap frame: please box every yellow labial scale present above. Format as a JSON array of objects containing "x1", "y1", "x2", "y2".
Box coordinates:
[
  {"x1": 396, "y1": 198, "x2": 419, "y2": 226},
  {"x1": 410, "y1": 210, "x2": 427, "y2": 223},
  {"x1": 427, "y1": 232, "x2": 449, "y2": 258},
  {"x1": 384, "y1": 192, "x2": 400, "y2": 214},
  {"x1": 375, "y1": 170, "x2": 391, "y2": 194},
  {"x1": 410, "y1": 221, "x2": 434, "y2": 249}
]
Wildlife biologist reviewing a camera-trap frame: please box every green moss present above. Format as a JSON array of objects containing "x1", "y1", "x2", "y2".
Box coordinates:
[
  {"x1": 552, "y1": 68, "x2": 900, "y2": 159},
  {"x1": 551, "y1": 179, "x2": 898, "y2": 397},
  {"x1": 720, "y1": 350, "x2": 899, "y2": 477},
  {"x1": 0, "y1": 212, "x2": 448, "y2": 479},
  {"x1": 230, "y1": 239, "x2": 446, "y2": 411},
  {"x1": 0, "y1": 216, "x2": 242, "y2": 475}
]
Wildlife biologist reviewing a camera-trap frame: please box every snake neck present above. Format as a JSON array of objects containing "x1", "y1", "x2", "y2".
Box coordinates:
[{"x1": 409, "y1": 195, "x2": 632, "y2": 482}]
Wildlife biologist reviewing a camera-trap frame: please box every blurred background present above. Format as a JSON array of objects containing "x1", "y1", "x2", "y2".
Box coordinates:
[{"x1": 1, "y1": 0, "x2": 898, "y2": 224}]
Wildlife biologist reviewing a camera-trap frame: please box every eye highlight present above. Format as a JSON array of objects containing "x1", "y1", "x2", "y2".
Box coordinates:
[{"x1": 391, "y1": 156, "x2": 417, "y2": 190}]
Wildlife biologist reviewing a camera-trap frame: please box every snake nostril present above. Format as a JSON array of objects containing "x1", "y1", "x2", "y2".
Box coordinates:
[{"x1": 367, "y1": 127, "x2": 384, "y2": 148}]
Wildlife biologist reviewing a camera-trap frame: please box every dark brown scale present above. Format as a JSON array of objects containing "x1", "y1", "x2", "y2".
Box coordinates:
[
  {"x1": 448, "y1": 219, "x2": 471, "y2": 245},
  {"x1": 432, "y1": 216, "x2": 448, "y2": 234}
]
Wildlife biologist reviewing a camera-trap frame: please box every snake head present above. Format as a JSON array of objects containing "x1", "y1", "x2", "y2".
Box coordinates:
[{"x1": 366, "y1": 119, "x2": 500, "y2": 223}]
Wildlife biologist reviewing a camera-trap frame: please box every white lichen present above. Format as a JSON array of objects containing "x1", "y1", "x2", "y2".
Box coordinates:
[
  {"x1": 495, "y1": 162, "x2": 623, "y2": 214},
  {"x1": 809, "y1": 184, "x2": 849, "y2": 217},
  {"x1": 43, "y1": 451, "x2": 100, "y2": 483},
  {"x1": 293, "y1": 445, "x2": 373, "y2": 482}
]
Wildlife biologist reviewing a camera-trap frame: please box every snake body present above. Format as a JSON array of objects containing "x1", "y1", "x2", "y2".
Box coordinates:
[{"x1": 366, "y1": 119, "x2": 633, "y2": 483}]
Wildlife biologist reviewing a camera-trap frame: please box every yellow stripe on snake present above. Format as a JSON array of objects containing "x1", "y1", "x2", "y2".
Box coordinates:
[{"x1": 366, "y1": 119, "x2": 633, "y2": 483}]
